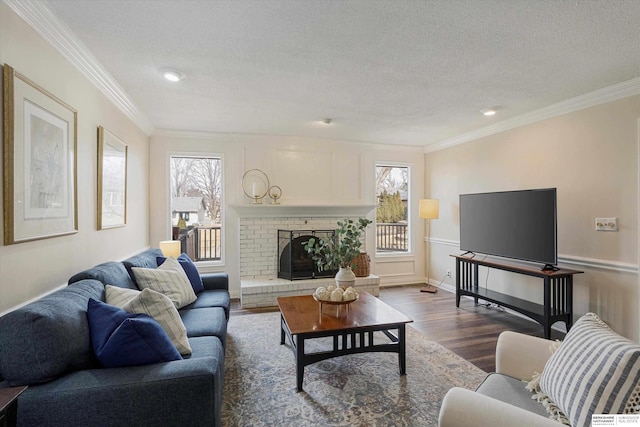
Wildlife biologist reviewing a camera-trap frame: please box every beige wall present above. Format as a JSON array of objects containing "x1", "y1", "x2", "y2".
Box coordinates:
[
  {"x1": 0, "y1": 4, "x2": 150, "y2": 314},
  {"x1": 150, "y1": 131, "x2": 426, "y2": 298},
  {"x1": 426, "y1": 96, "x2": 640, "y2": 340}
]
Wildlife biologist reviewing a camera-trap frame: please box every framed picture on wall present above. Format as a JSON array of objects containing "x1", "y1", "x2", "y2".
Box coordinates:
[
  {"x1": 2, "y1": 64, "x2": 78, "y2": 245},
  {"x1": 97, "y1": 126, "x2": 127, "y2": 229}
]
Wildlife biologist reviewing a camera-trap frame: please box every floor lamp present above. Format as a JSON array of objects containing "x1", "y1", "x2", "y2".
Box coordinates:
[{"x1": 419, "y1": 199, "x2": 439, "y2": 293}]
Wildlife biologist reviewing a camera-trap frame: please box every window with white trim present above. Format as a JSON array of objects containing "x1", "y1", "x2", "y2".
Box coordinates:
[
  {"x1": 169, "y1": 155, "x2": 223, "y2": 262},
  {"x1": 375, "y1": 164, "x2": 410, "y2": 254}
]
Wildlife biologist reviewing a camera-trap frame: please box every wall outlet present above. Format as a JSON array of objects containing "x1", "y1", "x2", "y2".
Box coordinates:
[
  {"x1": 595, "y1": 218, "x2": 618, "y2": 231},
  {"x1": 446, "y1": 269, "x2": 451, "y2": 278}
]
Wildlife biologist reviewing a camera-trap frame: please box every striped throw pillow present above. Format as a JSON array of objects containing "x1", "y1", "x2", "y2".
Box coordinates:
[
  {"x1": 535, "y1": 313, "x2": 640, "y2": 426},
  {"x1": 105, "y1": 286, "x2": 192, "y2": 356},
  {"x1": 132, "y1": 257, "x2": 197, "y2": 309}
]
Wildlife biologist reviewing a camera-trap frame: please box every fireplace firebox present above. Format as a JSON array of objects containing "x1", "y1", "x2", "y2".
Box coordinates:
[{"x1": 278, "y1": 229, "x2": 337, "y2": 280}]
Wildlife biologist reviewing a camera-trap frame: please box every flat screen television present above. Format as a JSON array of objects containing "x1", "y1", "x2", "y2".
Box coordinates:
[{"x1": 459, "y1": 188, "x2": 557, "y2": 269}]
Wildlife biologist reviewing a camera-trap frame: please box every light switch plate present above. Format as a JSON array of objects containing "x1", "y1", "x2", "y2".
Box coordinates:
[{"x1": 595, "y1": 218, "x2": 618, "y2": 231}]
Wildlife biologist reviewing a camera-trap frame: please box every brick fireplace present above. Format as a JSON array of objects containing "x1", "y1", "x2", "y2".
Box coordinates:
[{"x1": 234, "y1": 205, "x2": 380, "y2": 307}]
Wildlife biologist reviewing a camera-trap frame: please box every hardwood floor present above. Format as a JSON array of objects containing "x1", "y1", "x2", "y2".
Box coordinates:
[{"x1": 230, "y1": 284, "x2": 565, "y2": 372}]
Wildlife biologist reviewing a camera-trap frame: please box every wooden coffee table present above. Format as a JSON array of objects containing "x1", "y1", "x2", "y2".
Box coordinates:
[{"x1": 277, "y1": 291, "x2": 413, "y2": 391}]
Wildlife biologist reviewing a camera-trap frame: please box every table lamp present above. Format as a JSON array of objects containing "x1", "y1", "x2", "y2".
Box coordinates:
[{"x1": 159, "y1": 240, "x2": 181, "y2": 258}]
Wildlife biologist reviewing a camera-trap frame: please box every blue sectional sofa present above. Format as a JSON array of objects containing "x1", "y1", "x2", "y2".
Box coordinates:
[{"x1": 0, "y1": 248, "x2": 230, "y2": 427}]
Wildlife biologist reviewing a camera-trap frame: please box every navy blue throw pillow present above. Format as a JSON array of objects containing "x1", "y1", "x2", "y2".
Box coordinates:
[
  {"x1": 156, "y1": 253, "x2": 204, "y2": 293},
  {"x1": 86, "y1": 299, "x2": 181, "y2": 368}
]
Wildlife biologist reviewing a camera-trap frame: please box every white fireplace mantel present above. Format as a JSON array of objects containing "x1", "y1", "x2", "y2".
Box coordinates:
[{"x1": 230, "y1": 204, "x2": 377, "y2": 218}]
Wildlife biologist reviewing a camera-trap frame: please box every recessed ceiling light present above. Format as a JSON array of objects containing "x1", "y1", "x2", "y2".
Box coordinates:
[
  {"x1": 481, "y1": 108, "x2": 498, "y2": 116},
  {"x1": 321, "y1": 118, "x2": 333, "y2": 125},
  {"x1": 160, "y1": 68, "x2": 184, "y2": 82}
]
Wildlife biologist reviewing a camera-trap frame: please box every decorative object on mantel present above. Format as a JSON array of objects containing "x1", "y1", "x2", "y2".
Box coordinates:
[
  {"x1": 419, "y1": 199, "x2": 439, "y2": 293},
  {"x1": 268, "y1": 185, "x2": 282, "y2": 204},
  {"x1": 241, "y1": 169, "x2": 270, "y2": 204},
  {"x1": 303, "y1": 218, "x2": 373, "y2": 288}
]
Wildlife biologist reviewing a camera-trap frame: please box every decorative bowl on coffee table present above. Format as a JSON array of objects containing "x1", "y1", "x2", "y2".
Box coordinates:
[{"x1": 313, "y1": 293, "x2": 359, "y2": 317}]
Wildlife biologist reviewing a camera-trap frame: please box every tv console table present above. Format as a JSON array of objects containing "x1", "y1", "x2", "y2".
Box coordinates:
[{"x1": 451, "y1": 255, "x2": 583, "y2": 339}]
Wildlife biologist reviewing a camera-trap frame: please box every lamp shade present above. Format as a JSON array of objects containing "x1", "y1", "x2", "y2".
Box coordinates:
[
  {"x1": 159, "y1": 240, "x2": 181, "y2": 258},
  {"x1": 419, "y1": 199, "x2": 439, "y2": 219}
]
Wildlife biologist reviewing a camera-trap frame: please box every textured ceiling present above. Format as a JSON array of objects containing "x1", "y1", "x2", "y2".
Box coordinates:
[{"x1": 42, "y1": 0, "x2": 640, "y2": 147}]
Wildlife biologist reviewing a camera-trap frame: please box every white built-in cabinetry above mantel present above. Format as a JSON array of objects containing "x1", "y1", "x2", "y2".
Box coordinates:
[{"x1": 230, "y1": 204, "x2": 377, "y2": 218}]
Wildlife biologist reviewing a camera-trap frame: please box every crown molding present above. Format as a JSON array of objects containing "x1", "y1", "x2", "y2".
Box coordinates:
[
  {"x1": 426, "y1": 76, "x2": 640, "y2": 153},
  {"x1": 5, "y1": 0, "x2": 155, "y2": 135}
]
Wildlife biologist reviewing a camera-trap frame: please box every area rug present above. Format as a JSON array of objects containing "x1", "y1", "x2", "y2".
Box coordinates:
[{"x1": 221, "y1": 312, "x2": 486, "y2": 426}]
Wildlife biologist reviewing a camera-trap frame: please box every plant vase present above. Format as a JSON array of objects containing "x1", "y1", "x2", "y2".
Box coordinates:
[{"x1": 335, "y1": 266, "x2": 356, "y2": 288}]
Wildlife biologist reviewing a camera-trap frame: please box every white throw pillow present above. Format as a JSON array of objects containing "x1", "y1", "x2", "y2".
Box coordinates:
[
  {"x1": 530, "y1": 313, "x2": 640, "y2": 426},
  {"x1": 105, "y1": 285, "x2": 192, "y2": 355},
  {"x1": 132, "y1": 256, "x2": 197, "y2": 309}
]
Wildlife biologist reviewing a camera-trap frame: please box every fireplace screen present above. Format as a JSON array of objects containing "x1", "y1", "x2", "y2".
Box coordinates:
[{"x1": 278, "y1": 229, "x2": 337, "y2": 280}]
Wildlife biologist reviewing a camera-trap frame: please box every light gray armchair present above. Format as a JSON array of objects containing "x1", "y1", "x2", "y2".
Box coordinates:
[{"x1": 439, "y1": 331, "x2": 562, "y2": 427}]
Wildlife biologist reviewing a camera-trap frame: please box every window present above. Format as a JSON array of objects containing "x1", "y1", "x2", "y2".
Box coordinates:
[
  {"x1": 170, "y1": 155, "x2": 223, "y2": 262},
  {"x1": 375, "y1": 164, "x2": 410, "y2": 254}
]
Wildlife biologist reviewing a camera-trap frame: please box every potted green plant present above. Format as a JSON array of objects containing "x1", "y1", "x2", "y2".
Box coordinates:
[{"x1": 303, "y1": 217, "x2": 373, "y2": 287}]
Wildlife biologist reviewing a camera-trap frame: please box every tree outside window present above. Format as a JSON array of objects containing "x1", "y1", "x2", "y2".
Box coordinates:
[
  {"x1": 170, "y1": 155, "x2": 223, "y2": 261},
  {"x1": 376, "y1": 165, "x2": 409, "y2": 253}
]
